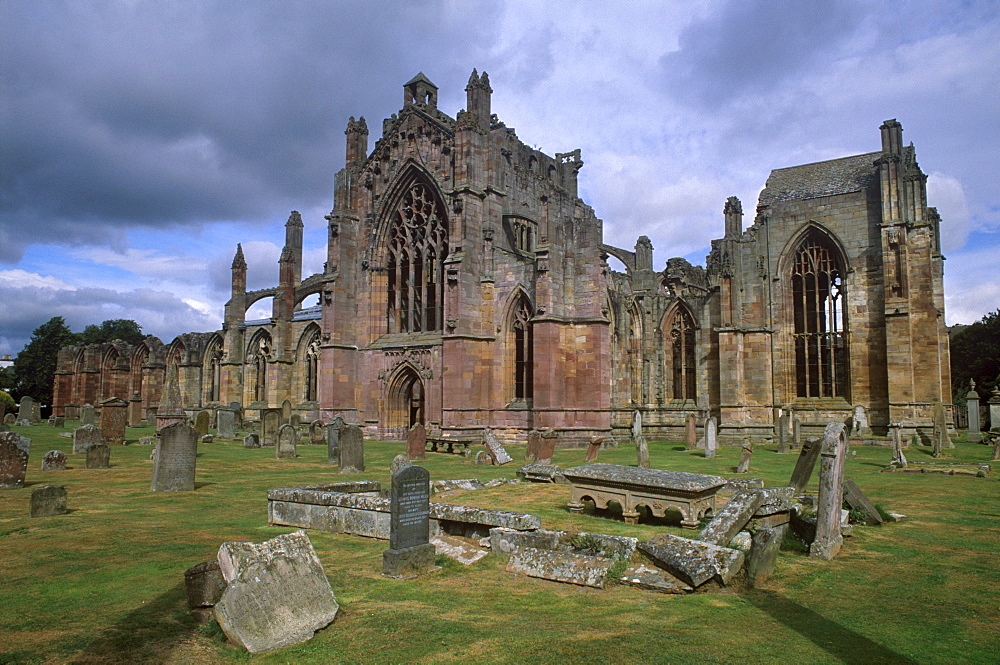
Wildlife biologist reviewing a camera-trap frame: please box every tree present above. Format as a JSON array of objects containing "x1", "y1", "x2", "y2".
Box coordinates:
[
  {"x1": 11, "y1": 316, "x2": 79, "y2": 406},
  {"x1": 78, "y1": 319, "x2": 144, "y2": 346},
  {"x1": 950, "y1": 309, "x2": 1000, "y2": 405},
  {"x1": 0, "y1": 390, "x2": 14, "y2": 414}
]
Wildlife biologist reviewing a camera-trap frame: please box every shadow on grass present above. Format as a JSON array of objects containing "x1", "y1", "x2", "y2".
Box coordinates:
[
  {"x1": 69, "y1": 583, "x2": 201, "y2": 665},
  {"x1": 745, "y1": 590, "x2": 918, "y2": 664}
]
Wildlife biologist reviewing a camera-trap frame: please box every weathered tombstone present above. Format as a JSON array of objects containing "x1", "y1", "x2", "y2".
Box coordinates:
[
  {"x1": 0, "y1": 432, "x2": 31, "y2": 488},
  {"x1": 146, "y1": 412, "x2": 157, "y2": 427},
  {"x1": 406, "y1": 423, "x2": 427, "y2": 460},
  {"x1": 525, "y1": 430, "x2": 541, "y2": 462},
  {"x1": 309, "y1": 420, "x2": 325, "y2": 445},
  {"x1": 811, "y1": 422, "x2": 848, "y2": 560},
  {"x1": 72, "y1": 424, "x2": 102, "y2": 454},
  {"x1": 53, "y1": 416, "x2": 65, "y2": 428},
  {"x1": 3, "y1": 414, "x2": 14, "y2": 425},
  {"x1": 483, "y1": 429, "x2": 513, "y2": 465},
  {"x1": 262, "y1": 409, "x2": 280, "y2": 446},
  {"x1": 41, "y1": 450, "x2": 67, "y2": 470},
  {"x1": 17, "y1": 396, "x2": 34, "y2": 423},
  {"x1": 585, "y1": 437, "x2": 602, "y2": 463},
  {"x1": 852, "y1": 405, "x2": 872, "y2": 437},
  {"x1": 537, "y1": 429, "x2": 558, "y2": 465},
  {"x1": 184, "y1": 560, "x2": 226, "y2": 622},
  {"x1": 890, "y1": 425, "x2": 908, "y2": 468},
  {"x1": 86, "y1": 444, "x2": 110, "y2": 469},
  {"x1": 214, "y1": 530, "x2": 339, "y2": 653},
  {"x1": 635, "y1": 435, "x2": 650, "y2": 469},
  {"x1": 64, "y1": 405, "x2": 80, "y2": 421},
  {"x1": 966, "y1": 380, "x2": 983, "y2": 443},
  {"x1": 47, "y1": 416, "x2": 56, "y2": 427},
  {"x1": 31, "y1": 402, "x2": 41, "y2": 424},
  {"x1": 128, "y1": 391, "x2": 143, "y2": 428},
  {"x1": 139, "y1": 435, "x2": 156, "y2": 446},
  {"x1": 704, "y1": 417, "x2": 718, "y2": 459},
  {"x1": 685, "y1": 414, "x2": 697, "y2": 451},
  {"x1": 475, "y1": 450, "x2": 492, "y2": 465},
  {"x1": 843, "y1": 478, "x2": 883, "y2": 525},
  {"x1": 156, "y1": 365, "x2": 186, "y2": 431},
  {"x1": 276, "y1": 424, "x2": 297, "y2": 459},
  {"x1": 289, "y1": 414, "x2": 301, "y2": 429},
  {"x1": 745, "y1": 524, "x2": 788, "y2": 587},
  {"x1": 99, "y1": 397, "x2": 128, "y2": 444},
  {"x1": 793, "y1": 417, "x2": 802, "y2": 446},
  {"x1": 390, "y1": 453, "x2": 412, "y2": 475},
  {"x1": 632, "y1": 409, "x2": 642, "y2": 442},
  {"x1": 698, "y1": 490, "x2": 766, "y2": 546},
  {"x1": 934, "y1": 402, "x2": 952, "y2": 453},
  {"x1": 383, "y1": 464, "x2": 436, "y2": 578},
  {"x1": 81, "y1": 403, "x2": 96, "y2": 426},
  {"x1": 777, "y1": 413, "x2": 790, "y2": 453},
  {"x1": 217, "y1": 409, "x2": 237, "y2": 439},
  {"x1": 338, "y1": 424, "x2": 364, "y2": 473},
  {"x1": 193, "y1": 410, "x2": 211, "y2": 436},
  {"x1": 788, "y1": 436, "x2": 822, "y2": 494},
  {"x1": 736, "y1": 443, "x2": 753, "y2": 473},
  {"x1": 30, "y1": 485, "x2": 68, "y2": 517},
  {"x1": 326, "y1": 423, "x2": 341, "y2": 465},
  {"x1": 281, "y1": 399, "x2": 292, "y2": 425},
  {"x1": 992, "y1": 437, "x2": 1000, "y2": 461},
  {"x1": 989, "y1": 382, "x2": 1000, "y2": 431},
  {"x1": 151, "y1": 422, "x2": 199, "y2": 491}
]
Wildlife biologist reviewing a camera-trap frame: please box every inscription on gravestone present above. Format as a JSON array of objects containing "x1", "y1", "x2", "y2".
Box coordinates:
[
  {"x1": 151, "y1": 422, "x2": 199, "y2": 491},
  {"x1": 383, "y1": 465, "x2": 437, "y2": 578}
]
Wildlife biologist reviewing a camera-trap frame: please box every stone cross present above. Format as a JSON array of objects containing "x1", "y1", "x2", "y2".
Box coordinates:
[
  {"x1": 966, "y1": 380, "x2": 982, "y2": 443},
  {"x1": 0, "y1": 431, "x2": 31, "y2": 488},
  {"x1": 382, "y1": 464, "x2": 437, "y2": 578},
  {"x1": 338, "y1": 424, "x2": 365, "y2": 473},
  {"x1": 704, "y1": 417, "x2": 718, "y2": 459},
  {"x1": 151, "y1": 422, "x2": 199, "y2": 491},
  {"x1": 276, "y1": 424, "x2": 298, "y2": 459},
  {"x1": 810, "y1": 422, "x2": 847, "y2": 560}
]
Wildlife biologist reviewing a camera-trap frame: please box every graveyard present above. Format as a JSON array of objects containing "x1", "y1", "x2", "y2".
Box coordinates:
[{"x1": 0, "y1": 420, "x2": 997, "y2": 664}]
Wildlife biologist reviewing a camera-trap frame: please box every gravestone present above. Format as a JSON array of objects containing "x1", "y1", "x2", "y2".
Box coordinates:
[
  {"x1": 214, "y1": 530, "x2": 339, "y2": 653},
  {"x1": 890, "y1": 425, "x2": 908, "y2": 468},
  {"x1": 156, "y1": 365, "x2": 186, "y2": 431},
  {"x1": 338, "y1": 424, "x2": 364, "y2": 473},
  {"x1": 811, "y1": 422, "x2": 848, "y2": 560},
  {"x1": 290, "y1": 414, "x2": 301, "y2": 429},
  {"x1": 281, "y1": 399, "x2": 292, "y2": 425},
  {"x1": 139, "y1": 436, "x2": 155, "y2": 446},
  {"x1": 326, "y1": 422, "x2": 342, "y2": 465},
  {"x1": 41, "y1": 450, "x2": 67, "y2": 470},
  {"x1": 990, "y1": 383, "x2": 1000, "y2": 431},
  {"x1": 193, "y1": 410, "x2": 211, "y2": 436},
  {"x1": 81, "y1": 404, "x2": 96, "y2": 426},
  {"x1": 966, "y1": 380, "x2": 982, "y2": 443},
  {"x1": 635, "y1": 435, "x2": 650, "y2": 468},
  {"x1": 128, "y1": 391, "x2": 143, "y2": 427},
  {"x1": 73, "y1": 424, "x2": 102, "y2": 453},
  {"x1": 262, "y1": 409, "x2": 280, "y2": 446},
  {"x1": 30, "y1": 485, "x2": 68, "y2": 517},
  {"x1": 537, "y1": 430, "x2": 558, "y2": 465},
  {"x1": 777, "y1": 413, "x2": 790, "y2": 453},
  {"x1": 704, "y1": 417, "x2": 718, "y2": 459},
  {"x1": 382, "y1": 464, "x2": 436, "y2": 578},
  {"x1": 685, "y1": 414, "x2": 697, "y2": 451},
  {"x1": 632, "y1": 409, "x2": 642, "y2": 442},
  {"x1": 64, "y1": 405, "x2": 80, "y2": 421},
  {"x1": 17, "y1": 396, "x2": 34, "y2": 423},
  {"x1": 788, "y1": 436, "x2": 821, "y2": 494},
  {"x1": 99, "y1": 397, "x2": 128, "y2": 444},
  {"x1": 852, "y1": 405, "x2": 872, "y2": 437},
  {"x1": 3, "y1": 414, "x2": 14, "y2": 425},
  {"x1": 390, "y1": 453, "x2": 412, "y2": 475},
  {"x1": 151, "y1": 422, "x2": 199, "y2": 491},
  {"x1": 86, "y1": 444, "x2": 110, "y2": 469},
  {"x1": 47, "y1": 416, "x2": 56, "y2": 426},
  {"x1": 843, "y1": 478, "x2": 883, "y2": 525},
  {"x1": 31, "y1": 402, "x2": 40, "y2": 423},
  {"x1": 585, "y1": 437, "x2": 602, "y2": 463},
  {"x1": 793, "y1": 418, "x2": 802, "y2": 446},
  {"x1": 0, "y1": 432, "x2": 31, "y2": 488},
  {"x1": 184, "y1": 560, "x2": 226, "y2": 622},
  {"x1": 53, "y1": 416, "x2": 65, "y2": 428},
  {"x1": 475, "y1": 450, "x2": 491, "y2": 465},
  {"x1": 736, "y1": 443, "x2": 753, "y2": 473},
  {"x1": 276, "y1": 424, "x2": 297, "y2": 459},
  {"x1": 243, "y1": 433, "x2": 260, "y2": 448},
  {"x1": 483, "y1": 429, "x2": 513, "y2": 465},
  {"x1": 406, "y1": 423, "x2": 426, "y2": 460},
  {"x1": 745, "y1": 524, "x2": 788, "y2": 587},
  {"x1": 217, "y1": 409, "x2": 237, "y2": 439},
  {"x1": 309, "y1": 420, "x2": 325, "y2": 445}
]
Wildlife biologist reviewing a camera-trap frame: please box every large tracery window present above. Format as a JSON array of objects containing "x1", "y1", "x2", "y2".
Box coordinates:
[
  {"x1": 387, "y1": 181, "x2": 448, "y2": 333},
  {"x1": 792, "y1": 233, "x2": 847, "y2": 398},
  {"x1": 512, "y1": 296, "x2": 533, "y2": 400},
  {"x1": 249, "y1": 335, "x2": 271, "y2": 403},
  {"x1": 668, "y1": 307, "x2": 697, "y2": 400}
]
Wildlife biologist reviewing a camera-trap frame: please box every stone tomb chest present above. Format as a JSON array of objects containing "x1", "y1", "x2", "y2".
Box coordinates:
[{"x1": 562, "y1": 463, "x2": 726, "y2": 528}]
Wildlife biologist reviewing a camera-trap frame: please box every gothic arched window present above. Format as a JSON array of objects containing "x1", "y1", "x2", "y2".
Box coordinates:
[
  {"x1": 511, "y1": 296, "x2": 533, "y2": 400},
  {"x1": 248, "y1": 334, "x2": 271, "y2": 403},
  {"x1": 667, "y1": 306, "x2": 696, "y2": 400},
  {"x1": 206, "y1": 340, "x2": 222, "y2": 403},
  {"x1": 305, "y1": 334, "x2": 320, "y2": 402},
  {"x1": 791, "y1": 233, "x2": 847, "y2": 398},
  {"x1": 387, "y1": 181, "x2": 448, "y2": 333}
]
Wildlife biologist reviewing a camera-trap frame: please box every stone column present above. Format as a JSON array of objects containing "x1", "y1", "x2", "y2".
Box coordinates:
[
  {"x1": 989, "y1": 382, "x2": 1000, "y2": 432},
  {"x1": 966, "y1": 380, "x2": 982, "y2": 443},
  {"x1": 810, "y1": 422, "x2": 847, "y2": 561}
]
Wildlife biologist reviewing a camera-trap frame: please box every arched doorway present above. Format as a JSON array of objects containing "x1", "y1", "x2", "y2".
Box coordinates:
[{"x1": 388, "y1": 366, "x2": 424, "y2": 430}]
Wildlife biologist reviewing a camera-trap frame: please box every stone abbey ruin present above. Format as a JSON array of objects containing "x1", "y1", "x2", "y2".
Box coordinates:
[{"x1": 51, "y1": 70, "x2": 952, "y2": 447}]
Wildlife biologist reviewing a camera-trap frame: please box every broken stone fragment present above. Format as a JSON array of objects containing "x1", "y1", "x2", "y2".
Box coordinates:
[
  {"x1": 638, "y1": 533, "x2": 745, "y2": 587},
  {"x1": 507, "y1": 546, "x2": 613, "y2": 588}
]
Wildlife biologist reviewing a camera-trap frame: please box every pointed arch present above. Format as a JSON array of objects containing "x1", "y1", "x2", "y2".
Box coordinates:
[
  {"x1": 295, "y1": 323, "x2": 322, "y2": 402},
  {"x1": 386, "y1": 362, "x2": 424, "y2": 429},
  {"x1": 245, "y1": 330, "x2": 272, "y2": 404},
  {"x1": 661, "y1": 300, "x2": 698, "y2": 401},
  {"x1": 100, "y1": 344, "x2": 120, "y2": 401},
  {"x1": 503, "y1": 288, "x2": 534, "y2": 402},
  {"x1": 202, "y1": 334, "x2": 224, "y2": 404},
  {"x1": 627, "y1": 300, "x2": 644, "y2": 404}
]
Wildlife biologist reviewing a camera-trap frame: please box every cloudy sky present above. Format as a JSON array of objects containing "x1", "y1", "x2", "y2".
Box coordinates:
[{"x1": 2, "y1": 0, "x2": 998, "y2": 355}]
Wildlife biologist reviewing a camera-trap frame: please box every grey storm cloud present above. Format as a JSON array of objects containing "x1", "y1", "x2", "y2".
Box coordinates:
[{"x1": 0, "y1": 1, "x2": 499, "y2": 263}]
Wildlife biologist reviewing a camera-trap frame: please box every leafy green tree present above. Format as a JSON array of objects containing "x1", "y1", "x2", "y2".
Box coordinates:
[
  {"x1": 0, "y1": 366, "x2": 14, "y2": 392},
  {"x1": 950, "y1": 309, "x2": 1000, "y2": 404},
  {"x1": 0, "y1": 390, "x2": 15, "y2": 414},
  {"x1": 11, "y1": 316, "x2": 79, "y2": 406},
  {"x1": 78, "y1": 319, "x2": 144, "y2": 346}
]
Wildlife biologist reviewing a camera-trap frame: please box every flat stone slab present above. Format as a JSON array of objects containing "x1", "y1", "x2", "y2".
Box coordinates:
[
  {"x1": 516, "y1": 463, "x2": 564, "y2": 483},
  {"x1": 490, "y1": 527, "x2": 565, "y2": 560},
  {"x1": 882, "y1": 461, "x2": 991, "y2": 477},
  {"x1": 638, "y1": 533, "x2": 745, "y2": 587},
  {"x1": 620, "y1": 563, "x2": 694, "y2": 594},
  {"x1": 431, "y1": 535, "x2": 489, "y2": 565},
  {"x1": 215, "y1": 530, "x2": 339, "y2": 653},
  {"x1": 698, "y1": 490, "x2": 765, "y2": 546},
  {"x1": 507, "y1": 546, "x2": 613, "y2": 588},
  {"x1": 563, "y1": 463, "x2": 726, "y2": 493},
  {"x1": 432, "y1": 479, "x2": 485, "y2": 493}
]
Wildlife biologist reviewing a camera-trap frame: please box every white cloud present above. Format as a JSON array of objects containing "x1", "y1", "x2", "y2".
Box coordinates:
[
  {"x1": 927, "y1": 173, "x2": 972, "y2": 253},
  {"x1": 0, "y1": 269, "x2": 78, "y2": 291}
]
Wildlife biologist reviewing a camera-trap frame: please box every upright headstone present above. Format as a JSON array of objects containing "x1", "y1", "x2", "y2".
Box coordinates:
[
  {"x1": 890, "y1": 425, "x2": 908, "y2": 468},
  {"x1": 525, "y1": 430, "x2": 542, "y2": 463},
  {"x1": 326, "y1": 421, "x2": 342, "y2": 465},
  {"x1": 793, "y1": 418, "x2": 802, "y2": 446},
  {"x1": 406, "y1": 423, "x2": 427, "y2": 460},
  {"x1": 30, "y1": 485, "x2": 68, "y2": 517},
  {"x1": 17, "y1": 397, "x2": 34, "y2": 423},
  {"x1": 585, "y1": 437, "x2": 602, "y2": 463},
  {"x1": 86, "y1": 444, "x2": 110, "y2": 469},
  {"x1": 64, "y1": 405, "x2": 80, "y2": 421},
  {"x1": 3, "y1": 414, "x2": 14, "y2": 425},
  {"x1": 53, "y1": 416, "x2": 65, "y2": 428},
  {"x1": 0, "y1": 432, "x2": 31, "y2": 488},
  {"x1": 811, "y1": 422, "x2": 847, "y2": 560},
  {"x1": 685, "y1": 414, "x2": 697, "y2": 451},
  {"x1": 991, "y1": 437, "x2": 1000, "y2": 461},
  {"x1": 41, "y1": 450, "x2": 67, "y2": 470},
  {"x1": 736, "y1": 442, "x2": 753, "y2": 473},
  {"x1": 156, "y1": 365, "x2": 186, "y2": 431},
  {"x1": 704, "y1": 417, "x2": 718, "y2": 459},
  {"x1": 31, "y1": 402, "x2": 40, "y2": 424},
  {"x1": 966, "y1": 380, "x2": 983, "y2": 443},
  {"x1": 289, "y1": 414, "x2": 301, "y2": 429},
  {"x1": 390, "y1": 453, "x2": 412, "y2": 476},
  {"x1": 483, "y1": 429, "x2": 513, "y2": 465},
  {"x1": 81, "y1": 403, "x2": 96, "y2": 426},
  {"x1": 73, "y1": 424, "x2": 102, "y2": 453},
  {"x1": 932, "y1": 402, "x2": 948, "y2": 456},
  {"x1": 309, "y1": 420, "x2": 325, "y2": 445},
  {"x1": 339, "y1": 424, "x2": 365, "y2": 473},
  {"x1": 243, "y1": 433, "x2": 260, "y2": 448},
  {"x1": 777, "y1": 413, "x2": 790, "y2": 453},
  {"x1": 537, "y1": 429, "x2": 558, "y2": 465},
  {"x1": 151, "y1": 422, "x2": 199, "y2": 491},
  {"x1": 632, "y1": 410, "x2": 642, "y2": 442},
  {"x1": 475, "y1": 450, "x2": 491, "y2": 465},
  {"x1": 99, "y1": 397, "x2": 128, "y2": 445},
  {"x1": 128, "y1": 391, "x2": 144, "y2": 427},
  {"x1": 276, "y1": 424, "x2": 298, "y2": 459},
  {"x1": 788, "y1": 436, "x2": 822, "y2": 494},
  {"x1": 852, "y1": 405, "x2": 872, "y2": 438},
  {"x1": 635, "y1": 435, "x2": 650, "y2": 469},
  {"x1": 281, "y1": 399, "x2": 292, "y2": 425},
  {"x1": 193, "y1": 410, "x2": 211, "y2": 436},
  {"x1": 383, "y1": 464, "x2": 436, "y2": 578},
  {"x1": 217, "y1": 409, "x2": 237, "y2": 439},
  {"x1": 262, "y1": 409, "x2": 280, "y2": 446}
]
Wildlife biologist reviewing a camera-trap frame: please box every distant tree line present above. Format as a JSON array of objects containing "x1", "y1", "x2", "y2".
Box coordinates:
[{"x1": 950, "y1": 309, "x2": 1000, "y2": 406}]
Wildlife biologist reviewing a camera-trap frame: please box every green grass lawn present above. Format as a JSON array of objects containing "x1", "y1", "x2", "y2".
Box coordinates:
[{"x1": 1, "y1": 423, "x2": 997, "y2": 664}]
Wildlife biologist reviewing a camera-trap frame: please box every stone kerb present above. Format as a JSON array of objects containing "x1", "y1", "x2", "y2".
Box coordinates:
[{"x1": 151, "y1": 422, "x2": 199, "y2": 492}]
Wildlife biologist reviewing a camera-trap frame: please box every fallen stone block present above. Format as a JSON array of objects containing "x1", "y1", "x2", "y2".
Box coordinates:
[
  {"x1": 843, "y1": 478, "x2": 884, "y2": 525},
  {"x1": 432, "y1": 478, "x2": 485, "y2": 493},
  {"x1": 431, "y1": 535, "x2": 489, "y2": 565},
  {"x1": 753, "y1": 487, "x2": 796, "y2": 516},
  {"x1": 214, "y1": 530, "x2": 339, "y2": 654},
  {"x1": 698, "y1": 490, "x2": 765, "y2": 546},
  {"x1": 184, "y1": 560, "x2": 226, "y2": 622},
  {"x1": 516, "y1": 463, "x2": 564, "y2": 483},
  {"x1": 745, "y1": 524, "x2": 788, "y2": 587},
  {"x1": 638, "y1": 533, "x2": 745, "y2": 587},
  {"x1": 490, "y1": 527, "x2": 564, "y2": 560},
  {"x1": 571, "y1": 532, "x2": 638, "y2": 560},
  {"x1": 507, "y1": 546, "x2": 613, "y2": 588},
  {"x1": 620, "y1": 563, "x2": 693, "y2": 594}
]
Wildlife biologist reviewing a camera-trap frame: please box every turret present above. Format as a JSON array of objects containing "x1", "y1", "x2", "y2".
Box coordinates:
[
  {"x1": 230, "y1": 243, "x2": 247, "y2": 297},
  {"x1": 465, "y1": 69, "x2": 492, "y2": 127},
  {"x1": 404, "y1": 72, "x2": 438, "y2": 108},
  {"x1": 880, "y1": 118, "x2": 903, "y2": 155},
  {"x1": 724, "y1": 196, "x2": 743, "y2": 238},
  {"x1": 345, "y1": 116, "x2": 368, "y2": 165},
  {"x1": 284, "y1": 211, "x2": 304, "y2": 286}
]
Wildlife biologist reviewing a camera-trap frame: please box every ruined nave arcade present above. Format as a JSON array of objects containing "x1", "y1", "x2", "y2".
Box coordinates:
[{"x1": 52, "y1": 71, "x2": 952, "y2": 445}]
